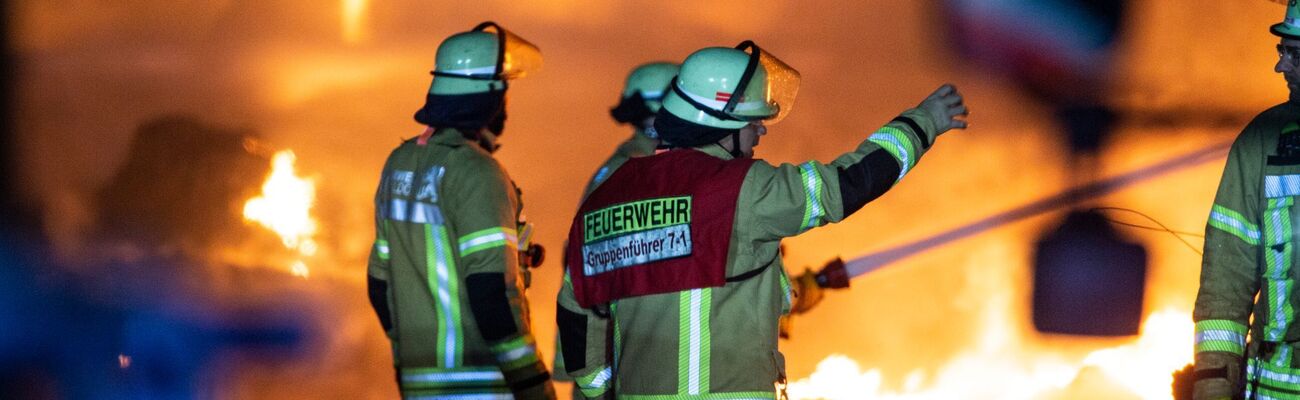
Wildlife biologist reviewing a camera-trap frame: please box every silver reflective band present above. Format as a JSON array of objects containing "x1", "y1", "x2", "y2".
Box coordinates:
[
  {"x1": 1289, "y1": 17, "x2": 1300, "y2": 29},
  {"x1": 402, "y1": 370, "x2": 505, "y2": 383},
  {"x1": 1250, "y1": 362, "x2": 1300, "y2": 384},
  {"x1": 799, "y1": 162, "x2": 824, "y2": 230},
  {"x1": 870, "y1": 131, "x2": 912, "y2": 180},
  {"x1": 641, "y1": 90, "x2": 664, "y2": 100},
  {"x1": 405, "y1": 394, "x2": 512, "y2": 400},
  {"x1": 1209, "y1": 211, "x2": 1261, "y2": 241},
  {"x1": 384, "y1": 199, "x2": 446, "y2": 225},
  {"x1": 496, "y1": 344, "x2": 536, "y2": 363},
  {"x1": 581, "y1": 367, "x2": 613, "y2": 389},
  {"x1": 459, "y1": 231, "x2": 514, "y2": 253},
  {"x1": 1269, "y1": 280, "x2": 1291, "y2": 341},
  {"x1": 437, "y1": 65, "x2": 498, "y2": 77},
  {"x1": 687, "y1": 289, "x2": 704, "y2": 395},
  {"x1": 1265, "y1": 175, "x2": 1300, "y2": 198},
  {"x1": 1194, "y1": 330, "x2": 1245, "y2": 347}
]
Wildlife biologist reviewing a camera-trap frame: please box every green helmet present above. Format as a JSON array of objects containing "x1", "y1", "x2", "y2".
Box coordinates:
[
  {"x1": 1275, "y1": 0, "x2": 1300, "y2": 40},
  {"x1": 622, "y1": 62, "x2": 680, "y2": 112},
  {"x1": 429, "y1": 21, "x2": 543, "y2": 95},
  {"x1": 610, "y1": 62, "x2": 679, "y2": 125},
  {"x1": 661, "y1": 41, "x2": 800, "y2": 130}
]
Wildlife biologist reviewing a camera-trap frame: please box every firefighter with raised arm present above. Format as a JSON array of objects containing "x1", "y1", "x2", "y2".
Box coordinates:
[
  {"x1": 555, "y1": 41, "x2": 967, "y2": 399},
  {"x1": 1192, "y1": 3, "x2": 1300, "y2": 399},
  {"x1": 367, "y1": 22, "x2": 554, "y2": 400}
]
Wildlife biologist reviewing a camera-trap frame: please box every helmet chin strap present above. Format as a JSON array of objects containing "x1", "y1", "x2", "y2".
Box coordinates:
[{"x1": 715, "y1": 132, "x2": 745, "y2": 158}]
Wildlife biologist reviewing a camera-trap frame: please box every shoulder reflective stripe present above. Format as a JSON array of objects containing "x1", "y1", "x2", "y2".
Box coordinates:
[
  {"x1": 867, "y1": 126, "x2": 916, "y2": 181},
  {"x1": 678, "y1": 288, "x2": 712, "y2": 396},
  {"x1": 1266, "y1": 175, "x2": 1300, "y2": 198},
  {"x1": 490, "y1": 336, "x2": 540, "y2": 370},
  {"x1": 385, "y1": 199, "x2": 446, "y2": 225},
  {"x1": 1208, "y1": 205, "x2": 1261, "y2": 245},
  {"x1": 797, "y1": 162, "x2": 825, "y2": 231},
  {"x1": 376, "y1": 239, "x2": 391, "y2": 260},
  {"x1": 458, "y1": 227, "x2": 519, "y2": 256},
  {"x1": 576, "y1": 367, "x2": 613, "y2": 398},
  {"x1": 619, "y1": 392, "x2": 777, "y2": 400},
  {"x1": 427, "y1": 225, "x2": 464, "y2": 367}
]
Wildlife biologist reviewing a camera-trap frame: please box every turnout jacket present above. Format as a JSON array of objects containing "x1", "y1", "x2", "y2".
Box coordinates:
[
  {"x1": 369, "y1": 128, "x2": 553, "y2": 400},
  {"x1": 1194, "y1": 102, "x2": 1300, "y2": 399},
  {"x1": 556, "y1": 108, "x2": 941, "y2": 399}
]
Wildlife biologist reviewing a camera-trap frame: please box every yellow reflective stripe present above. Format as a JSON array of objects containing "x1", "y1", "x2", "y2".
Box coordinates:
[
  {"x1": 1208, "y1": 204, "x2": 1260, "y2": 245},
  {"x1": 1194, "y1": 319, "x2": 1247, "y2": 355},
  {"x1": 375, "y1": 239, "x2": 390, "y2": 260},
  {"x1": 797, "y1": 162, "x2": 826, "y2": 232},
  {"x1": 576, "y1": 367, "x2": 613, "y2": 398},
  {"x1": 458, "y1": 227, "x2": 518, "y2": 257},
  {"x1": 489, "y1": 336, "x2": 540, "y2": 370},
  {"x1": 868, "y1": 126, "x2": 917, "y2": 181}
]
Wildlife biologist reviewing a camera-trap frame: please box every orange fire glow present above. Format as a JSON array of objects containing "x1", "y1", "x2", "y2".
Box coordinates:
[
  {"x1": 341, "y1": 0, "x2": 368, "y2": 44},
  {"x1": 243, "y1": 150, "x2": 319, "y2": 277},
  {"x1": 787, "y1": 309, "x2": 1193, "y2": 400}
]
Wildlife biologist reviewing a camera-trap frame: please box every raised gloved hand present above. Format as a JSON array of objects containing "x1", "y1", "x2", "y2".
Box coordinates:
[
  {"x1": 1191, "y1": 352, "x2": 1242, "y2": 400},
  {"x1": 916, "y1": 84, "x2": 969, "y2": 139}
]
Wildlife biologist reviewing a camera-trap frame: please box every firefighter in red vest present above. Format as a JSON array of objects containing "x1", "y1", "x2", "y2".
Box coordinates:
[{"x1": 555, "y1": 41, "x2": 967, "y2": 398}]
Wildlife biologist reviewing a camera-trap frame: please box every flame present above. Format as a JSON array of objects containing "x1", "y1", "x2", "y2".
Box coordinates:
[
  {"x1": 788, "y1": 310, "x2": 1194, "y2": 400},
  {"x1": 243, "y1": 150, "x2": 318, "y2": 277},
  {"x1": 341, "y1": 0, "x2": 368, "y2": 44}
]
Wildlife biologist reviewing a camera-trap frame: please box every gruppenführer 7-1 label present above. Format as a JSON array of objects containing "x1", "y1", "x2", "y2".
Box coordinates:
[{"x1": 581, "y1": 196, "x2": 692, "y2": 276}]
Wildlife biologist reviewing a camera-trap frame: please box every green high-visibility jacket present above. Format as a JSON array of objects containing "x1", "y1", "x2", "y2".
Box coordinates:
[
  {"x1": 556, "y1": 108, "x2": 940, "y2": 399},
  {"x1": 555, "y1": 129, "x2": 659, "y2": 385},
  {"x1": 1193, "y1": 102, "x2": 1300, "y2": 398},
  {"x1": 369, "y1": 128, "x2": 554, "y2": 400}
]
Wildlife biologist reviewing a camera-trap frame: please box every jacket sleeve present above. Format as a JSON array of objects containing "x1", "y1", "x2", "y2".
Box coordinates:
[
  {"x1": 368, "y1": 163, "x2": 395, "y2": 337},
  {"x1": 749, "y1": 107, "x2": 939, "y2": 240},
  {"x1": 1193, "y1": 132, "x2": 1262, "y2": 373},
  {"x1": 556, "y1": 269, "x2": 613, "y2": 399},
  {"x1": 445, "y1": 157, "x2": 555, "y2": 399}
]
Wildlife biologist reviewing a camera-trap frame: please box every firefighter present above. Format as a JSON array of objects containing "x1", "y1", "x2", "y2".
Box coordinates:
[
  {"x1": 553, "y1": 61, "x2": 679, "y2": 397},
  {"x1": 367, "y1": 21, "x2": 554, "y2": 400},
  {"x1": 556, "y1": 41, "x2": 967, "y2": 398},
  {"x1": 586, "y1": 62, "x2": 680, "y2": 194},
  {"x1": 1192, "y1": 3, "x2": 1300, "y2": 399}
]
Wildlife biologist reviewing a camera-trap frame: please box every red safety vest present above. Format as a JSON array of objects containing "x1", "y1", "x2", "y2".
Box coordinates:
[{"x1": 565, "y1": 149, "x2": 755, "y2": 308}]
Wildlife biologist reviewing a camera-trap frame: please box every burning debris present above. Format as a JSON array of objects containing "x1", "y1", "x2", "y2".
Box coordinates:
[{"x1": 242, "y1": 149, "x2": 320, "y2": 277}]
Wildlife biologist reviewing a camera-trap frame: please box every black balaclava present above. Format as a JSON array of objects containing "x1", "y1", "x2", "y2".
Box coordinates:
[
  {"x1": 610, "y1": 92, "x2": 655, "y2": 125},
  {"x1": 653, "y1": 106, "x2": 740, "y2": 151}
]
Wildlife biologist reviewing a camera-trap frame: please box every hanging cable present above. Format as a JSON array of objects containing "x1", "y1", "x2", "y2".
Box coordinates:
[{"x1": 1089, "y1": 207, "x2": 1203, "y2": 256}]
